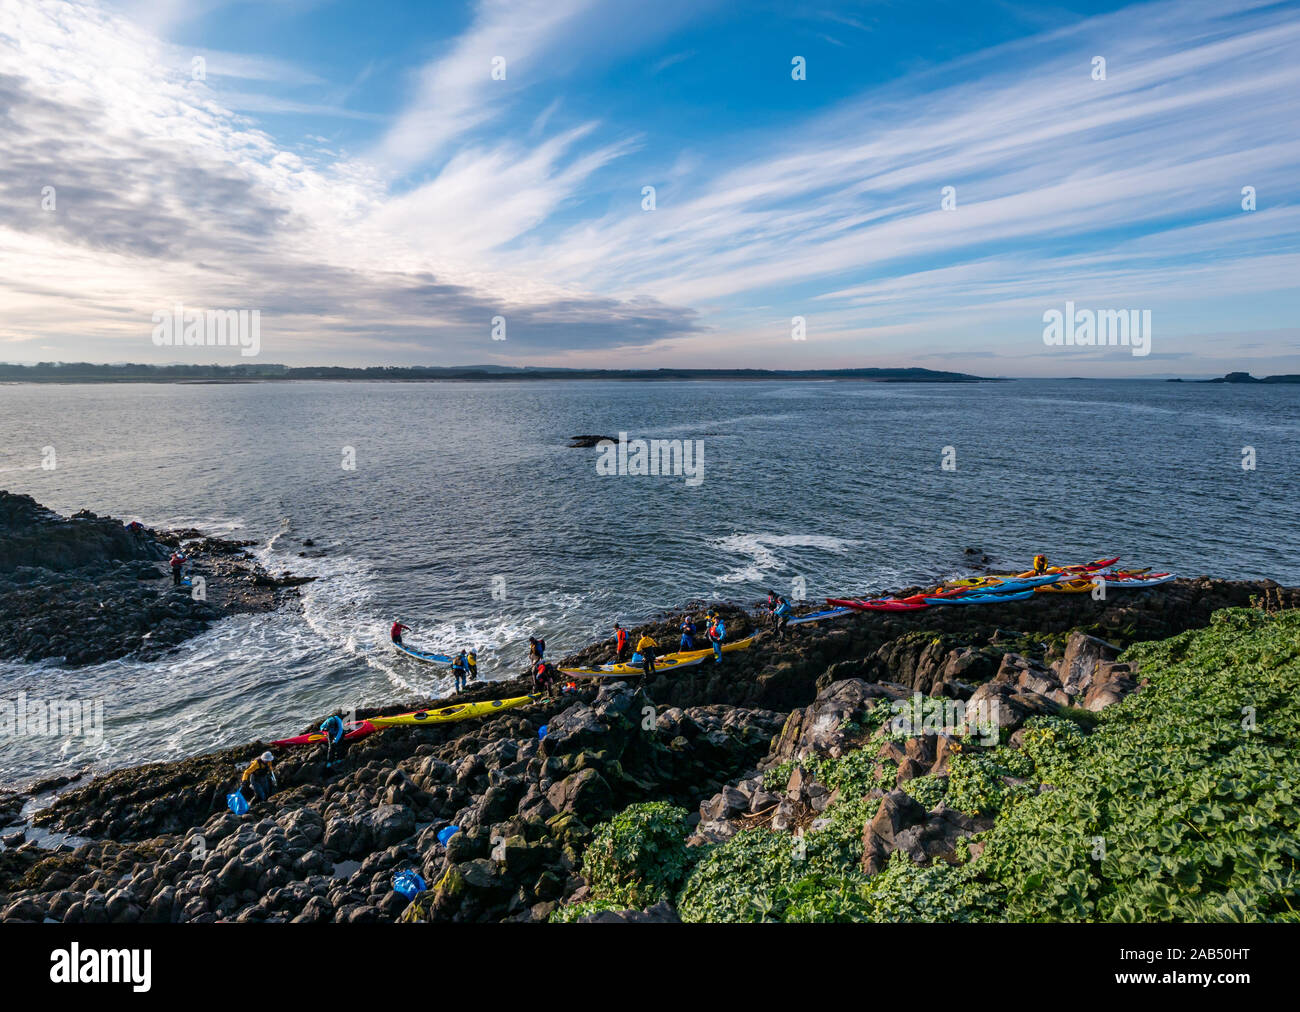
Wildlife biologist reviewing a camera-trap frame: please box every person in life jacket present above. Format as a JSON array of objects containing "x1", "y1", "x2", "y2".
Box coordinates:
[
  {"x1": 636, "y1": 633, "x2": 658, "y2": 680},
  {"x1": 706, "y1": 621, "x2": 724, "y2": 663},
  {"x1": 533, "y1": 661, "x2": 557, "y2": 697},
  {"x1": 614, "y1": 623, "x2": 629, "y2": 661},
  {"x1": 773, "y1": 596, "x2": 793, "y2": 641},
  {"x1": 467, "y1": 650, "x2": 478, "y2": 681},
  {"x1": 241, "y1": 751, "x2": 277, "y2": 802},
  {"x1": 320, "y1": 714, "x2": 346, "y2": 770},
  {"x1": 452, "y1": 650, "x2": 471, "y2": 692},
  {"x1": 126, "y1": 520, "x2": 144, "y2": 534},
  {"x1": 1032, "y1": 555, "x2": 1049, "y2": 575},
  {"x1": 390, "y1": 620, "x2": 410, "y2": 645},
  {"x1": 679, "y1": 615, "x2": 697, "y2": 651},
  {"x1": 169, "y1": 551, "x2": 186, "y2": 585},
  {"x1": 765, "y1": 590, "x2": 779, "y2": 628},
  {"x1": 528, "y1": 636, "x2": 546, "y2": 666}
]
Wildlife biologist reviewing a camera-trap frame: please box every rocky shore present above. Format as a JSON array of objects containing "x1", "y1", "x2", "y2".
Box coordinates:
[
  {"x1": 2, "y1": 557, "x2": 1296, "y2": 923},
  {"x1": 0, "y1": 491, "x2": 312, "y2": 667}
]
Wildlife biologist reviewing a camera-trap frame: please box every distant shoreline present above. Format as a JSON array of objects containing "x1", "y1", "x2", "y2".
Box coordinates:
[{"x1": 0, "y1": 364, "x2": 998, "y2": 384}]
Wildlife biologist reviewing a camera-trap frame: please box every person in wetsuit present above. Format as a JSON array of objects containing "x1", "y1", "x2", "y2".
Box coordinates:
[{"x1": 320, "y1": 714, "x2": 346, "y2": 770}]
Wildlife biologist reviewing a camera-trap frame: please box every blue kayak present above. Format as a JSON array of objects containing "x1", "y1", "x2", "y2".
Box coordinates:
[
  {"x1": 392, "y1": 642, "x2": 453, "y2": 665},
  {"x1": 788, "y1": 607, "x2": 854, "y2": 626},
  {"x1": 924, "y1": 589, "x2": 1038, "y2": 605},
  {"x1": 969, "y1": 575, "x2": 1063, "y2": 594}
]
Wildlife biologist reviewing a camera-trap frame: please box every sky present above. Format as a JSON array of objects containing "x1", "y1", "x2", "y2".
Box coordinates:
[{"x1": 0, "y1": 0, "x2": 1298, "y2": 376}]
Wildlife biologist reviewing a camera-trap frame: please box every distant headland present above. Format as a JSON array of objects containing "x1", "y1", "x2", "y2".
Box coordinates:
[
  {"x1": 0, "y1": 363, "x2": 995, "y2": 383},
  {"x1": 1167, "y1": 371, "x2": 1300, "y2": 384}
]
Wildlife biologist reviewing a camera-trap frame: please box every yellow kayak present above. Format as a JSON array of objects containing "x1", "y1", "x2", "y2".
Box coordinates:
[
  {"x1": 369, "y1": 694, "x2": 540, "y2": 727},
  {"x1": 565, "y1": 635, "x2": 757, "y2": 677},
  {"x1": 1035, "y1": 578, "x2": 1096, "y2": 594}
]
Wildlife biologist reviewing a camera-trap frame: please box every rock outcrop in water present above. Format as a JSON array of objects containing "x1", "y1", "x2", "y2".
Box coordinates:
[
  {"x1": 0, "y1": 491, "x2": 311, "y2": 667},
  {"x1": 1, "y1": 560, "x2": 1295, "y2": 923}
]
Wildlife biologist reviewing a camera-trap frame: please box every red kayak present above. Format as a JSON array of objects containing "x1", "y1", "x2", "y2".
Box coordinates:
[
  {"x1": 826, "y1": 597, "x2": 930, "y2": 612},
  {"x1": 272, "y1": 720, "x2": 376, "y2": 748}
]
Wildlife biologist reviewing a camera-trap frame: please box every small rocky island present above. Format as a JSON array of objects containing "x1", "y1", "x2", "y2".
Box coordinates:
[{"x1": 0, "y1": 491, "x2": 311, "y2": 667}]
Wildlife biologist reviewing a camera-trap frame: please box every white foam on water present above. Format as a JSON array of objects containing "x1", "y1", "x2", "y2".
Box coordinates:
[{"x1": 709, "y1": 532, "x2": 862, "y2": 586}]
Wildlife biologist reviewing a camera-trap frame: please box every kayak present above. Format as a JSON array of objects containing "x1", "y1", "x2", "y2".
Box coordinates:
[
  {"x1": 787, "y1": 607, "x2": 854, "y2": 626},
  {"x1": 970, "y1": 574, "x2": 1064, "y2": 593},
  {"x1": 393, "y1": 641, "x2": 453, "y2": 665},
  {"x1": 827, "y1": 597, "x2": 930, "y2": 612},
  {"x1": 369, "y1": 694, "x2": 540, "y2": 727},
  {"x1": 924, "y1": 589, "x2": 1037, "y2": 605},
  {"x1": 1100, "y1": 573, "x2": 1174, "y2": 588},
  {"x1": 1036, "y1": 578, "x2": 1096, "y2": 594},
  {"x1": 567, "y1": 653, "x2": 708, "y2": 677},
  {"x1": 606, "y1": 635, "x2": 756, "y2": 670},
  {"x1": 272, "y1": 720, "x2": 376, "y2": 748},
  {"x1": 1013, "y1": 556, "x2": 1120, "y2": 578}
]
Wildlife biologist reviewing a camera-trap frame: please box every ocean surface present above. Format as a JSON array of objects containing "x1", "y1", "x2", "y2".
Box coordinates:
[{"x1": 1, "y1": 378, "x2": 1298, "y2": 786}]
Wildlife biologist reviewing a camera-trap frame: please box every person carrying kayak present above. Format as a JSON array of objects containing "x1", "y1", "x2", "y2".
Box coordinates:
[
  {"x1": 614, "y1": 622, "x2": 629, "y2": 662},
  {"x1": 320, "y1": 713, "x2": 346, "y2": 770},
  {"x1": 773, "y1": 596, "x2": 793, "y2": 641},
  {"x1": 390, "y1": 620, "x2": 410, "y2": 645},
  {"x1": 169, "y1": 551, "x2": 187, "y2": 586},
  {"x1": 241, "y1": 751, "x2": 277, "y2": 803},
  {"x1": 1032, "y1": 555, "x2": 1049, "y2": 575},
  {"x1": 636, "y1": 633, "x2": 658, "y2": 681},
  {"x1": 452, "y1": 650, "x2": 471, "y2": 692},
  {"x1": 679, "y1": 615, "x2": 697, "y2": 651}
]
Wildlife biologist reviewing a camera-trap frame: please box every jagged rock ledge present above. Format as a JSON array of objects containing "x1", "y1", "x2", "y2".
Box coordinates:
[
  {"x1": 0, "y1": 491, "x2": 312, "y2": 667},
  {"x1": 0, "y1": 573, "x2": 1294, "y2": 923}
]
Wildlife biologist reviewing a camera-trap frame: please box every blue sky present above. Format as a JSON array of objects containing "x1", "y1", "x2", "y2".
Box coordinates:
[{"x1": 1, "y1": 0, "x2": 1298, "y2": 375}]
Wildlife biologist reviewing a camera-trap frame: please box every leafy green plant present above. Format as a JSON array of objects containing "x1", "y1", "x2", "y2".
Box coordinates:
[{"x1": 577, "y1": 802, "x2": 694, "y2": 909}]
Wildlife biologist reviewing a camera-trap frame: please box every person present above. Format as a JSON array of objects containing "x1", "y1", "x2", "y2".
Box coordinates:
[
  {"x1": 1032, "y1": 555, "x2": 1049, "y2": 575},
  {"x1": 126, "y1": 520, "x2": 144, "y2": 534},
  {"x1": 533, "y1": 661, "x2": 557, "y2": 697},
  {"x1": 636, "y1": 632, "x2": 658, "y2": 681},
  {"x1": 706, "y1": 619, "x2": 724, "y2": 663},
  {"x1": 169, "y1": 551, "x2": 186, "y2": 586},
  {"x1": 390, "y1": 620, "x2": 410, "y2": 645},
  {"x1": 773, "y1": 596, "x2": 793, "y2": 641},
  {"x1": 452, "y1": 650, "x2": 470, "y2": 692},
  {"x1": 679, "y1": 615, "x2": 697, "y2": 651},
  {"x1": 241, "y1": 751, "x2": 277, "y2": 802},
  {"x1": 320, "y1": 713, "x2": 346, "y2": 770},
  {"x1": 528, "y1": 636, "x2": 546, "y2": 666},
  {"x1": 614, "y1": 622, "x2": 629, "y2": 662},
  {"x1": 467, "y1": 650, "x2": 478, "y2": 681},
  {"x1": 765, "y1": 590, "x2": 779, "y2": 629}
]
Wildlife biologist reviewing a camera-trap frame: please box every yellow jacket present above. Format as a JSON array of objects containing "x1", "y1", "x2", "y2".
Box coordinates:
[
  {"x1": 636, "y1": 635, "x2": 657, "y2": 653},
  {"x1": 241, "y1": 758, "x2": 273, "y2": 782}
]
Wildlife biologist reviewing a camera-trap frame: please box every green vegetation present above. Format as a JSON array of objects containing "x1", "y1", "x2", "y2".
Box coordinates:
[
  {"x1": 555, "y1": 802, "x2": 694, "y2": 916},
  {"x1": 579, "y1": 608, "x2": 1300, "y2": 922}
]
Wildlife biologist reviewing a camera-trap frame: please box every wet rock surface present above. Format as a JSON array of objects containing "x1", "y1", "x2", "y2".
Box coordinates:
[
  {"x1": 0, "y1": 492, "x2": 311, "y2": 666},
  {"x1": 2, "y1": 500, "x2": 1297, "y2": 923}
]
